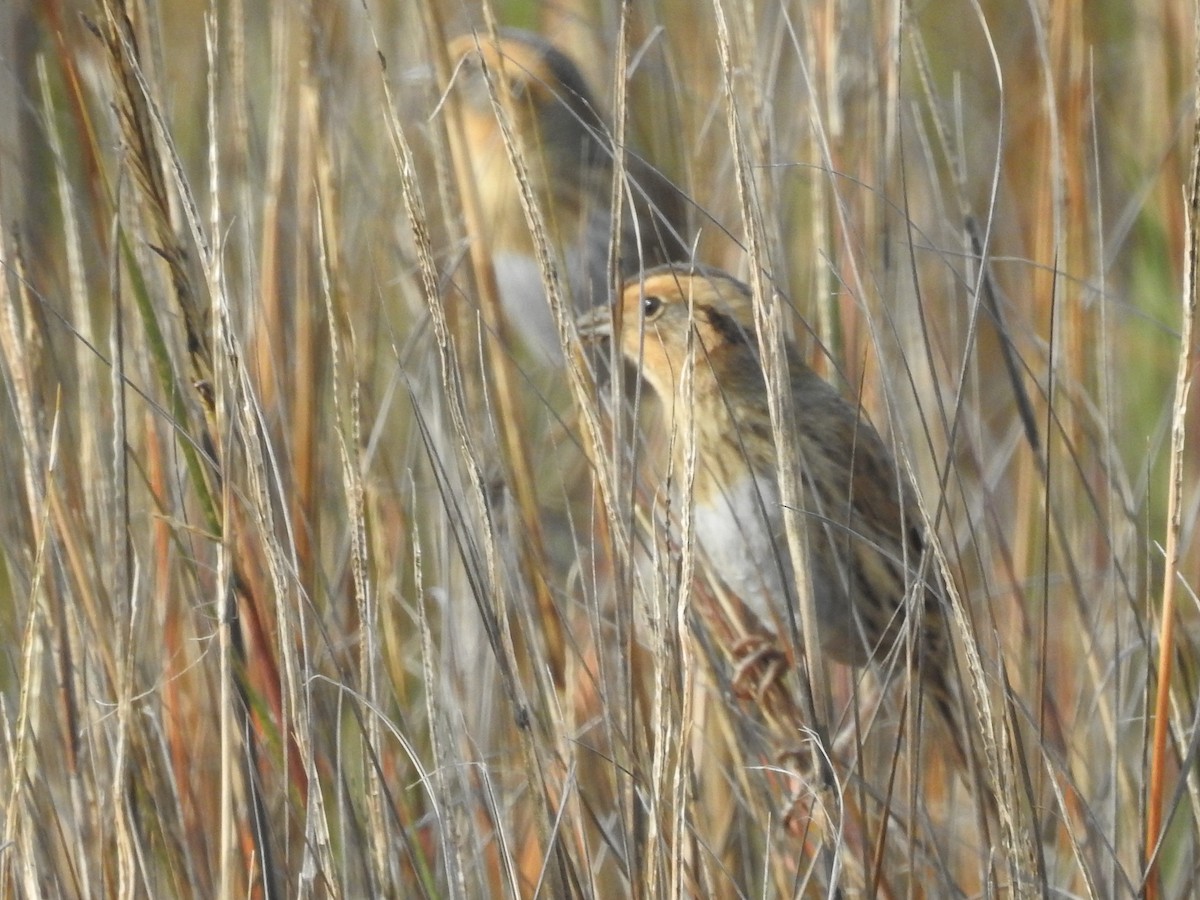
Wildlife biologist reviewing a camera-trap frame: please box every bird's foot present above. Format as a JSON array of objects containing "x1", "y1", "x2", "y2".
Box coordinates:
[
  {"x1": 775, "y1": 744, "x2": 838, "y2": 836},
  {"x1": 730, "y1": 634, "x2": 789, "y2": 701}
]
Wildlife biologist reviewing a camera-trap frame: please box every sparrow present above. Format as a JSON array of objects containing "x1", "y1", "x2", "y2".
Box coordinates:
[
  {"x1": 446, "y1": 28, "x2": 688, "y2": 365},
  {"x1": 577, "y1": 263, "x2": 970, "y2": 762}
]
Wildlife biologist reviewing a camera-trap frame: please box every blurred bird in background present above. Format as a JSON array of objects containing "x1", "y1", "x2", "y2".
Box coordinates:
[
  {"x1": 432, "y1": 34, "x2": 697, "y2": 891},
  {"x1": 445, "y1": 28, "x2": 689, "y2": 366}
]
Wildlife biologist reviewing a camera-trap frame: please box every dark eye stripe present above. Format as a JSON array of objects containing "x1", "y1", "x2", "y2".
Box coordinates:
[{"x1": 704, "y1": 307, "x2": 752, "y2": 347}]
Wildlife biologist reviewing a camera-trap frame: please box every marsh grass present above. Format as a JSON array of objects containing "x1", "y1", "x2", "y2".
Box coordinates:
[{"x1": 1, "y1": 0, "x2": 1198, "y2": 896}]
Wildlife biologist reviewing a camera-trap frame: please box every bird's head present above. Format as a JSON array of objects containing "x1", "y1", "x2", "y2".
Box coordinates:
[
  {"x1": 578, "y1": 264, "x2": 762, "y2": 401},
  {"x1": 446, "y1": 29, "x2": 607, "y2": 171}
]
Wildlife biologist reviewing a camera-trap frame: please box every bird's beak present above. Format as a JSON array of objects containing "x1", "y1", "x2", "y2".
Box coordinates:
[{"x1": 575, "y1": 305, "x2": 614, "y2": 342}]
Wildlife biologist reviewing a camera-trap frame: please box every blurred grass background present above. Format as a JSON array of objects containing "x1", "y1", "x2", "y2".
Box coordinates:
[{"x1": 1, "y1": 0, "x2": 1197, "y2": 896}]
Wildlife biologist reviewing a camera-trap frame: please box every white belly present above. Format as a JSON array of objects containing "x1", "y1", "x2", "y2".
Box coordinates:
[
  {"x1": 693, "y1": 472, "x2": 791, "y2": 625},
  {"x1": 493, "y1": 251, "x2": 562, "y2": 366},
  {"x1": 692, "y1": 471, "x2": 867, "y2": 662}
]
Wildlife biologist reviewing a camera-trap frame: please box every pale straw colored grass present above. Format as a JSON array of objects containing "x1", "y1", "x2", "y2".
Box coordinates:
[{"x1": 0, "y1": 0, "x2": 1197, "y2": 896}]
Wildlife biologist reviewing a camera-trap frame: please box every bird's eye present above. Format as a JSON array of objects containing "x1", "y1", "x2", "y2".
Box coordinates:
[
  {"x1": 641, "y1": 295, "x2": 664, "y2": 320},
  {"x1": 508, "y1": 75, "x2": 529, "y2": 99}
]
